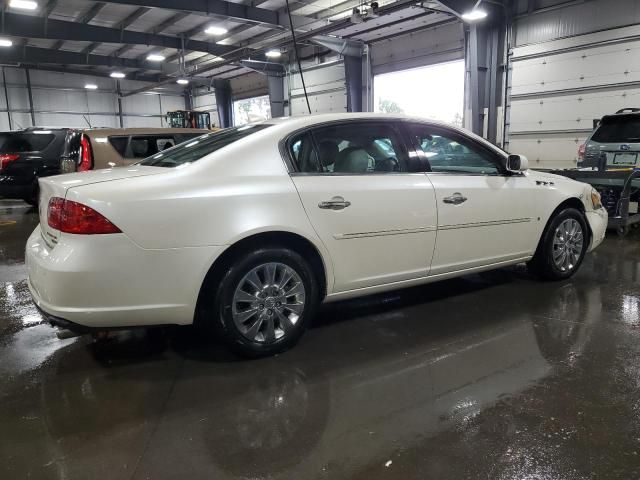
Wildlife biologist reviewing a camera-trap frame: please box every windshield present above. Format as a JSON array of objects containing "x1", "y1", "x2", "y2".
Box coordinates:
[
  {"x1": 0, "y1": 133, "x2": 56, "y2": 153},
  {"x1": 591, "y1": 117, "x2": 640, "y2": 143},
  {"x1": 139, "y1": 125, "x2": 271, "y2": 167}
]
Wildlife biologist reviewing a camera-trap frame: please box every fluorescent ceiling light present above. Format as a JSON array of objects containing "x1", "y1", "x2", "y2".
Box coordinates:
[
  {"x1": 461, "y1": 9, "x2": 487, "y2": 21},
  {"x1": 0, "y1": 39, "x2": 12, "y2": 48},
  {"x1": 85, "y1": 84, "x2": 98, "y2": 90},
  {"x1": 110, "y1": 72, "x2": 125, "y2": 78},
  {"x1": 9, "y1": 0, "x2": 38, "y2": 10},
  {"x1": 205, "y1": 26, "x2": 228, "y2": 35},
  {"x1": 177, "y1": 78, "x2": 189, "y2": 85},
  {"x1": 265, "y1": 49, "x2": 281, "y2": 58},
  {"x1": 146, "y1": 54, "x2": 165, "y2": 62}
]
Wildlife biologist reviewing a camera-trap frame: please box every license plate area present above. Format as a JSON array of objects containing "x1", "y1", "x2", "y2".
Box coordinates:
[{"x1": 613, "y1": 153, "x2": 638, "y2": 166}]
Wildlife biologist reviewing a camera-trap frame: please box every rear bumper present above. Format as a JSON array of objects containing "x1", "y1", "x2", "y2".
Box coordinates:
[
  {"x1": 586, "y1": 208, "x2": 607, "y2": 252},
  {"x1": 26, "y1": 225, "x2": 225, "y2": 328}
]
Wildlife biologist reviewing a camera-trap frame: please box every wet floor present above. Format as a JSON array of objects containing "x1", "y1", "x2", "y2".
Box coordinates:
[{"x1": 2, "y1": 199, "x2": 640, "y2": 479}]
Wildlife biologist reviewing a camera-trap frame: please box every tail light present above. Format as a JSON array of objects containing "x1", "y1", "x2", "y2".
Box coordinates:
[
  {"x1": 0, "y1": 153, "x2": 20, "y2": 170},
  {"x1": 48, "y1": 197, "x2": 121, "y2": 234},
  {"x1": 578, "y1": 143, "x2": 586, "y2": 162},
  {"x1": 78, "y1": 134, "x2": 93, "y2": 171}
]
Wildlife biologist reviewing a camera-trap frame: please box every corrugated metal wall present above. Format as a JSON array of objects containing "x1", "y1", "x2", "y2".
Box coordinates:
[
  {"x1": 0, "y1": 67, "x2": 185, "y2": 131},
  {"x1": 506, "y1": 0, "x2": 640, "y2": 168}
]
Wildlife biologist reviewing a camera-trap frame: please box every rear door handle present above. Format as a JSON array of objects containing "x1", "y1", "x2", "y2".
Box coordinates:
[
  {"x1": 443, "y1": 193, "x2": 467, "y2": 205},
  {"x1": 318, "y1": 196, "x2": 351, "y2": 210}
]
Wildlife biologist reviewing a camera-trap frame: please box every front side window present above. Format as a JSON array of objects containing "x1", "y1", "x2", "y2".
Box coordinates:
[
  {"x1": 289, "y1": 123, "x2": 408, "y2": 174},
  {"x1": 409, "y1": 125, "x2": 502, "y2": 175},
  {"x1": 139, "y1": 125, "x2": 270, "y2": 167}
]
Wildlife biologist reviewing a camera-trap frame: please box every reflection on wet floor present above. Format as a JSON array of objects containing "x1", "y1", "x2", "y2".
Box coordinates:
[{"x1": 1, "y1": 199, "x2": 640, "y2": 479}]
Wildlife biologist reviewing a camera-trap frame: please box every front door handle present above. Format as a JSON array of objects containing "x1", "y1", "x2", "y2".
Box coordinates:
[
  {"x1": 318, "y1": 196, "x2": 351, "y2": 210},
  {"x1": 443, "y1": 193, "x2": 468, "y2": 205}
]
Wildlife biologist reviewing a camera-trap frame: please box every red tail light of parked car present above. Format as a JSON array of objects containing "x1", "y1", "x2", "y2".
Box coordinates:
[{"x1": 47, "y1": 197, "x2": 121, "y2": 234}]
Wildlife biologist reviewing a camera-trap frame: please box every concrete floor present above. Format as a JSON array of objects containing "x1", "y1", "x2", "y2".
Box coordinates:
[{"x1": 2, "y1": 199, "x2": 640, "y2": 480}]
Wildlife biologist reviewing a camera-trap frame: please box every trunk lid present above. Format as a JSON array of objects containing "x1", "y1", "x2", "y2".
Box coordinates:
[{"x1": 38, "y1": 166, "x2": 165, "y2": 245}]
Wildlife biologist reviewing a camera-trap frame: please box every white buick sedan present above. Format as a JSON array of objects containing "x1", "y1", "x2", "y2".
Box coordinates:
[{"x1": 27, "y1": 113, "x2": 607, "y2": 356}]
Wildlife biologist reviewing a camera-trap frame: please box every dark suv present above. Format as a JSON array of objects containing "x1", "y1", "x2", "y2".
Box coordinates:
[
  {"x1": 578, "y1": 108, "x2": 640, "y2": 169},
  {"x1": 0, "y1": 127, "x2": 205, "y2": 205}
]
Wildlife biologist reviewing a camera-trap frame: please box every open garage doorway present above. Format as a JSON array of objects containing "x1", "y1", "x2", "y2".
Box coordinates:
[{"x1": 374, "y1": 60, "x2": 465, "y2": 127}]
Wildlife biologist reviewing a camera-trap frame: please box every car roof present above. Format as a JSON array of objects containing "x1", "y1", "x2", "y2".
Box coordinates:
[
  {"x1": 257, "y1": 112, "x2": 467, "y2": 133},
  {"x1": 255, "y1": 112, "x2": 505, "y2": 155},
  {"x1": 83, "y1": 127, "x2": 208, "y2": 136}
]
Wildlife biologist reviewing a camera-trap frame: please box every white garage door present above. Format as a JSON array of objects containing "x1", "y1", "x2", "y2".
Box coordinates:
[
  {"x1": 507, "y1": 24, "x2": 640, "y2": 169},
  {"x1": 288, "y1": 61, "x2": 347, "y2": 116}
]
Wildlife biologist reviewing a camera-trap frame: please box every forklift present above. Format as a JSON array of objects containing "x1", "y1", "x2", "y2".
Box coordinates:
[{"x1": 166, "y1": 110, "x2": 212, "y2": 129}]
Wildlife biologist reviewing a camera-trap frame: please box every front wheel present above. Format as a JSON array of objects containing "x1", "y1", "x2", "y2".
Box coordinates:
[
  {"x1": 207, "y1": 247, "x2": 320, "y2": 357},
  {"x1": 528, "y1": 208, "x2": 588, "y2": 281}
]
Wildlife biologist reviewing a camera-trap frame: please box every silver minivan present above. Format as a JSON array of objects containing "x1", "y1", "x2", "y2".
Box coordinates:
[{"x1": 578, "y1": 109, "x2": 640, "y2": 169}]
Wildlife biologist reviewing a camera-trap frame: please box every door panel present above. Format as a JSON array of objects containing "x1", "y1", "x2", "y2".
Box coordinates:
[
  {"x1": 404, "y1": 122, "x2": 541, "y2": 275},
  {"x1": 292, "y1": 174, "x2": 437, "y2": 292},
  {"x1": 428, "y1": 173, "x2": 540, "y2": 275},
  {"x1": 287, "y1": 121, "x2": 437, "y2": 293}
]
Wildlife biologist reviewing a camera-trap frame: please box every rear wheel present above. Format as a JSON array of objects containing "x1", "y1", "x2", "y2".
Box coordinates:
[
  {"x1": 206, "y1": 247, "x2": 320, "y2": 357},
  {"x1": 528, "y1": 208, "x2": 588, "y2": 281}
]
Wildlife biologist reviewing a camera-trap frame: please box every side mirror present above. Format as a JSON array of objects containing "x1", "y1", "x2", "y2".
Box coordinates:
[{"x1": 507, "y1": 154, "x2": 529, "y2": 172}]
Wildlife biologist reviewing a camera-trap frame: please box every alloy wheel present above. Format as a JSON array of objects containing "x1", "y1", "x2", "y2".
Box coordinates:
[
  {"x1": 231, "y1": 262, "x2": 306, "y2": 343},
  {"x1": 552, "y1": 218, "x2": 584, "y2": 272}
]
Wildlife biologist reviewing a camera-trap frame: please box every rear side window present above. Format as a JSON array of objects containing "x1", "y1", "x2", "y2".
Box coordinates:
[
  {"x1": 0, "y1": 133, "x2": 55, "y2": 153},
  {"x1": 289, "y1": 123, "x2": 408, "y2": 173},
  {"x1": 592, "y1": 117, "x2": 640, "y2": 143},
  {"x1": 127, "y1": 136, "x2": 177, "y2": 158},
  {"x1": 108, "y1": 136, "x2": 128, "y2": 156},
  {"x1": 139, "y1": 125, "x2": 270, "y2": 167}
]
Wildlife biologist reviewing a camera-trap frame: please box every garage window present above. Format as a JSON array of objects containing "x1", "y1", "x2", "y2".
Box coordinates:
[{"x1": 233, "y1": 95, "x2": 271, "y2": 126}]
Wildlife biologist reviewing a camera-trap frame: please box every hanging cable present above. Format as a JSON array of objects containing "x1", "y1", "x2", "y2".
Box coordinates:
[{"x1": 285, "y1": 0, "x2": 311, "y2": 114}]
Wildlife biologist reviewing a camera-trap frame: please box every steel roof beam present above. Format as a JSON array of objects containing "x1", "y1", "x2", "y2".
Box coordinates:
[
  {"x1": 0, "y1": 45, "x2": 180, "y2": 73},
  {"x1": 99, "y1": 0, "x2": 312, "y2": 30},
  {"x1": 1, "y1": 12, "x2": 237, "y2": 56},
  {"x1": 83, "y1": 6, "x2": 150, "y2": 54}
]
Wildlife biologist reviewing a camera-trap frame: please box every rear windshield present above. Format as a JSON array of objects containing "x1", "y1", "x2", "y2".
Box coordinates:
[
  {"x1": 591, "y1": 117, "x2": 640, "y2": 143},
  {"x1": 0, "y1": 133, "x2": 56, "y2": 153},
  {"x1": 139, "y1": 125, "x2": 270, "y2": 167}
]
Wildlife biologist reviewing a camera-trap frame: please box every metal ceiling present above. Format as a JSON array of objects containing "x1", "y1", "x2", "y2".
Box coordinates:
[{"x1": 0, "y1": 0, "x2": 472, "y2": 83}]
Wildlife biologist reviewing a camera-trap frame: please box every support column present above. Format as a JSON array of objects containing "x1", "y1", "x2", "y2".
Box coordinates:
[
  {"x1": 183, "y1": 88, "x2": 193, "y2": 111},
  {"x1": 344, "y1": 55, "x2": 363, "y2": 113},
  {"x1": 466, "y1": 7, "x2": 506, "y2": 143},
  {"x1": 25, "y1": 68, "x2": 36, "y2": 127},
  {"x1": 116, "y1": 80, "x2": 124, "y2": 128},
  {"x1": 214, "y1": 79, "x2": 232, "y2": 128},
  {"x1": 267, "y1": 75, "x2": 285, "y2": 118},
  {"x1": 239, "y1": 60, "x2": 286, "y2": 119},
  {"x1": 2, "y1": 67, "x2": 12, "y2": 130}
]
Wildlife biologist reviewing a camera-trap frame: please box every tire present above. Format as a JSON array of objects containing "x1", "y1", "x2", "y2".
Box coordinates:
[
  {"x1": 528, "y1": 207, "x2": 589, "y2": 281},
  {"x1": 617, "y1": 225, "x2": 629, "y2": 237},
  {"x1": 205, "y1": 246, "x2": 320, "y2": 358}
]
